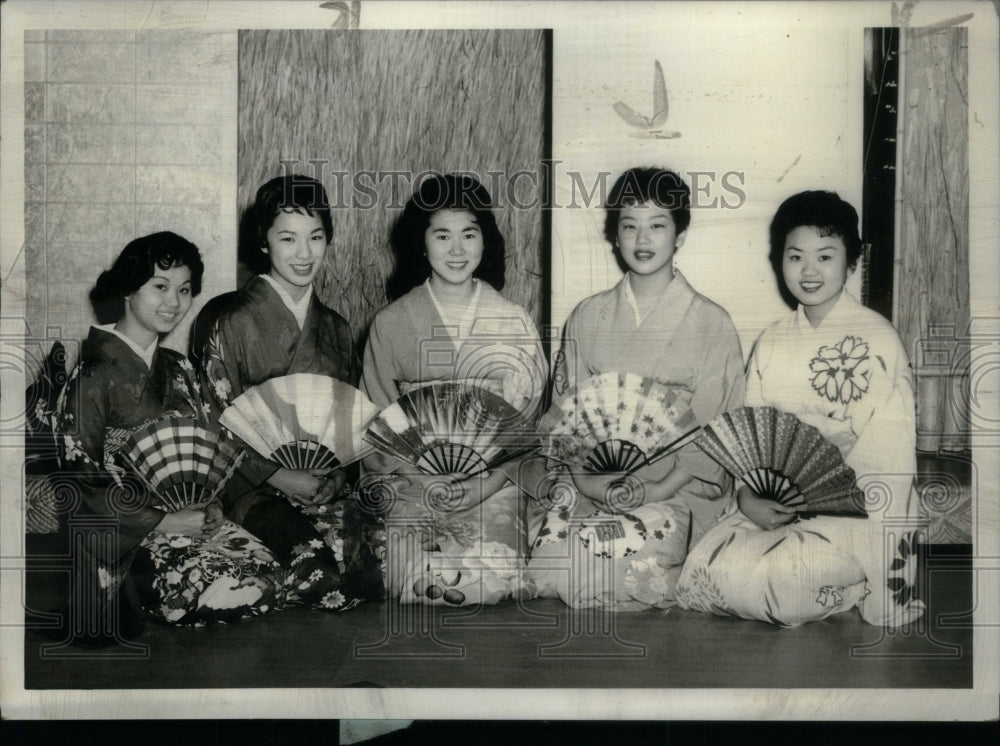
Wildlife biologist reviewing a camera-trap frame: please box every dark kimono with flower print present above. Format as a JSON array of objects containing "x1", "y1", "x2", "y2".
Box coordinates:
[
  {"x1": 677, "y1": 291, "x2": 925, "y2": 627},
  {"x1": 200, "y1": 276, "x2": 385, "y2": 610},
  {"x1": 54, "y1": 327, "x2": 283, "y2": 634}
]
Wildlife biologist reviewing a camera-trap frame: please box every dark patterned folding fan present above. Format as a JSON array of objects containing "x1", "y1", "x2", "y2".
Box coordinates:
[
  {"x1": 363, "y1": 382, "x2": 537, "y2": 476},
  {"x1": 696, "y1": 405, "x2": 865, "y2": 516},
  {"x1": 219, "y1": 374, "x2": 379, "y2": 470},
  {"x1": 538, "y1": 372, "x2": 701, "y2": 474},
  {"x1": 119, "y1": 417, "x2": 245, "y2": 512}
]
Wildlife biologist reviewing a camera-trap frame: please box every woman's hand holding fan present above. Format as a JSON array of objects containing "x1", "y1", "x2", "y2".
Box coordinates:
[
  {"x1": 539, "y1": 373, "x2": 701, "y2": 513},
  {"x1": 119, "y1": 417, "x2": 246, "y2": 533},
  {"x1": 696, "y1": 406, "x2": 867, "y2": 519},
  {"x1": 219, "y1": 374, "x2": 380, "y2": 505},
  {"x1": 736, "y1": 485, "x2": 798, "y2": 530}
]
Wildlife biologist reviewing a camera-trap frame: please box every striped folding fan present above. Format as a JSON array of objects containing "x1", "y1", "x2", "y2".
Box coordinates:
[
  {"x1": 119, "y1": 417, "x2": 245, "y2": 512},
  {"x1": 219, "y1": 374, "x2": 379, "y2": 471},
  {"x1": 696, "y1": 405, "x2": 865, "y2": 516},
  {"x1": 363, "y1": 382, "x2": 537, "y2": 476},
  {"x1": 538, "y1": 372, "x2": 701, "y2": 474}
]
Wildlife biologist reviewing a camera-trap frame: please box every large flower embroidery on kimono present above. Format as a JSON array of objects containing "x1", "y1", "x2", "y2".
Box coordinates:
[{"x1": 809, "y1": 335, "x2": 872, "y2": 410}]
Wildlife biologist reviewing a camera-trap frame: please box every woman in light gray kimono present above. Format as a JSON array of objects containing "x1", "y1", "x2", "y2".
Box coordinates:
[
  {"x1": 362, "y1": 173, "x2": 547, "y2": 606},
  {"x1": 530, "y1": 167, "x2": 745, "y2": 611},
  {"x1": 676, "y1": 191, "x2": 925, "y2": 627}
]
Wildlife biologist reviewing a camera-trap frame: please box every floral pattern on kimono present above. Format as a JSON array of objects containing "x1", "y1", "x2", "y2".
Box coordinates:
[
  {"x1": 546, "y1": 272, "x2": 745, "y2": 547},
  {"x1": 54, "y1": 327, "x2": 279, "y2": 631},
  {"x1": 529, "y1": 495, "x2": 691, "y2": 611},
  {"x1": 133, "y1": 520, "x2": 283, "y2": 625},
  {"x1": 200, "y1": 276, "x2": 383, "y2": 609},
  {"x1": 677, "y1": 291, "x2": 926, "y2": 627},
  {"x1": 527, "y1": 272, "x2": 743, "y2": 611},
  {"x1": 361, "y1": 281, "x2": 547, "y2": 605}
]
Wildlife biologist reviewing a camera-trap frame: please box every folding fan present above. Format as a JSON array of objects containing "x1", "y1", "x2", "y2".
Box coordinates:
[
  {"x1": 119, "y1": 417, "x2": 245, "y2": 512},
  {"x1": 219, "y1": 374, "x2": 379, "y2": 470},
  {"x1": 538, "y1": 372, "x2": 701, "y2": 474},
  {"x1": 363, "y1": 382, "x2": 537, "y2": 476},
  {"x1": 696, "y1": 406, "x2": 865, "y2": 516}
]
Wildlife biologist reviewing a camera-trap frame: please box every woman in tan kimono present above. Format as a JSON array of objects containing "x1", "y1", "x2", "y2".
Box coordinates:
[
  {"x1": 530, "y1": 166, "x2": 745, "y2": 611},
  {"x1": 361, "y1": 173, "x2": 547, "y2": 606}
]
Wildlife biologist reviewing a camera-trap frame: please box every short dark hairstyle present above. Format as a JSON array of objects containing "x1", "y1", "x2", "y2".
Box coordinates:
[
  {"x1": 386, "y1": 173, "x2": 506, "y2": 301},
  {"x1": 90, "y1": 232, "x2": 204, "y2": 324},
  {"x1": 603, "y1": 167, "x2": 692, "y2": 246},
  {"x1": 239, "y1": 174, "x2": 334, "y2": 275},
  {"x1": 768, "y1": 190, "x2": 863, "y2": 308}
]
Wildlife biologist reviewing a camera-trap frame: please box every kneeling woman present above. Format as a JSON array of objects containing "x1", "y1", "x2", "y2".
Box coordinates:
[
  {"x1": 361, "y1": 173, "x2": 547, "y2": 605},
  {"x1": 676, "y1": 190, "x2": 925, "y2": 627},
  {"x1": 201, "y1": 175, "x2": 384, "y2": 611},
  {"x1": 529, "y1": 166, "x2": 745, "y2": 611},
  {"x1": 54, "y1": 232, "x2": 281, "y2": 644}
]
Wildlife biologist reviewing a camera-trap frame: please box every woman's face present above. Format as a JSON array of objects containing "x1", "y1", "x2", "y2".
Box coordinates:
[
  {"x1": 424, "y1": 209, "x2": 484, "y2": 290},
  {"x1": 616, "y1": 202, "x2": 685, "y2": 277},
  {"x1": 781, "y1": 225, "x2": 852, "y2": 321},
  {"x1": 264, "y1": 209, "x2": 329, "y2": 298},
  {"x1": 122, "y1": 264, "x2": 193, "y2": 344}
]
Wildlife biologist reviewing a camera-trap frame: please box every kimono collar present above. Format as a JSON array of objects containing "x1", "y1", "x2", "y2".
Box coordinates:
[
  {"x1": 794, "y1": 288, "x2": 859, "y2": 333},
  {"x1": 425, "y1": 277, "x2": 482, "y2": 334},
  {"x1": 259, "y1": 273, "x2": 312, "y2": 330},
  {"x1": 619, "y1": 270, "x2": 694, "y2": 328},
  {"x1": 94, "y1": 324, "x2": 157, "y2": 368}
]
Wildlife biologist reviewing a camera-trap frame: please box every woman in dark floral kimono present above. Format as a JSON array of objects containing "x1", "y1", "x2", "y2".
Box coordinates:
[
  {"x1": 200, "y1": 175, "x2": 384, "y2": 611},
  {"x1": 53, "y1": 232, "x2": 282, "y2": 647}
]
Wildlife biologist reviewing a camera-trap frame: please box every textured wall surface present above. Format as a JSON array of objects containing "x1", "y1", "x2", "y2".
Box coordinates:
[
  {"x1": 23, "y1": 30, "x2": 238, "y2": 364},
  {"x1": 896, "y1": 27, "x2": 971, "y2": 542},
  {"x1": 238, "y1": 29, "x2": 547, "y2": 348},
  {"x1": 898, "y1": 27, "x2": 970, "y2": 451}
]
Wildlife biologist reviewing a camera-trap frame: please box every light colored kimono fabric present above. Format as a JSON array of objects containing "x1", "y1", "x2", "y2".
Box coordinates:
[
  {"x1": 361, "y1": 280, "x2": 547, "y2": 606},
  {"x1": 677, "y1": 290, "x2": 926, "y2": 627},
  {"x1": 530, "y1": 271, "x2": 745, "y2": 611}
]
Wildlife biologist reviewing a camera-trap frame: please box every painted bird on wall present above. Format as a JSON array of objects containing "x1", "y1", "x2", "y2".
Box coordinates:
[{"x1": 613, "y1": 60, "x2": 682, "y2": 139}]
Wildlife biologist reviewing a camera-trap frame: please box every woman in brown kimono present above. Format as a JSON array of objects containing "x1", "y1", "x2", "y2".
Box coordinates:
[{"x1": 201, "y1": 175, "x2": 384, "y2": 611}]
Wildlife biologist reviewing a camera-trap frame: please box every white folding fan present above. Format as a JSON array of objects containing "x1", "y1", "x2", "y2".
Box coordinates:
[
  {"x1": 538, "y1": 372, "x2": 701, "y2": 474},
  {"x1": 696, "y1": 405, "x2": 865, "y2": 516},
  {"x1": 119, "y1": 417, "x2": 245, "y2": 512},
  {"x1": 219, "y1": 374, "x2": 379, "y2": 471},
  {"x1": 363, "y1": 382, "x2": 537, "y2": 476}
]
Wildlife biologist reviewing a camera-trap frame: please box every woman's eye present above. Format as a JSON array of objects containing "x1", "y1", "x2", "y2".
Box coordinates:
[
  {"x1": 787, "y1": 255, "x2": 800, "y2": 261},
  {"x1": 621, "y1": 225, "x2": 635, "y2": 231},
  {"x1": 179, "y1": 287, "x2": 191, "y2": 295},
  {"x1": 154, "y1": 284, "x2": 167, "y2": 290}
]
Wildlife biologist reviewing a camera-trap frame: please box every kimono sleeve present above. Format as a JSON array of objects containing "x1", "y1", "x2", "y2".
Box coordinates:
[
  {"x1": 844, "y1": 333, "x2": 919, "y2": 520},
  {"x1": 201, "y1": 315, "x2": 278, "y2": 486},
  {"x1": 507, "y1": 307, "x2": 549, "y2": 421},
  {"x1": 54, "y1": 363, "x2": 164, "y2": 546},
  {"x1": 551, "y1": 305, "x2": 584, "y2": 400},
  {"x1": 743, "y1": 333, "x2": 768, "y2": 408},
  {"x1": 361, "y1": 312, "x2": 400, "y2": 408},
  {"x1": 675, "y1": 312, "x2": 746, "y2": 487}
]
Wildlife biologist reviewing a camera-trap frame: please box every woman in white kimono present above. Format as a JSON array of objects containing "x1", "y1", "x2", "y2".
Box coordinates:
[
  {"x1": 529, "y1": 167, "x2": 745, "y2": 611},
  {"x1": 361, "y1": 173, "x2": 547, "y2": 605},
  {"x1": 676, "y1": 190, "x2": 925, "y2": 627}
]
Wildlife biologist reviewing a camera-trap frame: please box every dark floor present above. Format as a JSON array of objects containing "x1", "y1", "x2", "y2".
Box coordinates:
[{"x1": 21, "y1": 541, "x2": 972, "y2": 690}]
